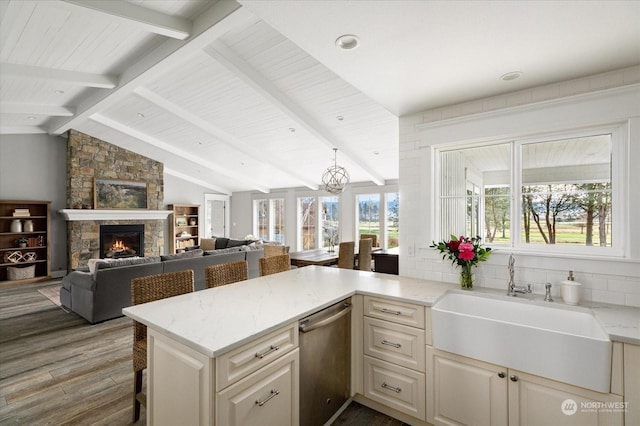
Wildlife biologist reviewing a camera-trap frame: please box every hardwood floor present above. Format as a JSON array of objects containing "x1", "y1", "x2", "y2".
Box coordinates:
[{"x1": 0, "y1": 281, "x2": 406, "y2": 426}]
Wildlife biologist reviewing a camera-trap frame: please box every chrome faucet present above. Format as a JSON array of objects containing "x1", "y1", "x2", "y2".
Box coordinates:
[{"x1": 507, "y1": 254, "x2": 531, "y2": 296}]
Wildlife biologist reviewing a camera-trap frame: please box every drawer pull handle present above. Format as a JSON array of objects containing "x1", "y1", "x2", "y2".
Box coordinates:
[
  {"x1": 381, "y1": 340, "x2": 402, "y2": 349},
  {"x1": 255, "y1": 389, "x2": 280, "y2": 406},
  {"x1": 375, "y1": 307, "x2": 401, "y2": 316},
  {"x1": 255, "y1": 344, "x2": 279, "y2": 359},
  {"x1": 381, "y1": 382, "x2": 402, "y2": 393}
]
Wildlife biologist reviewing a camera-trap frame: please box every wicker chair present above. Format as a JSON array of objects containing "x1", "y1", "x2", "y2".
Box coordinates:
[
  {"x1": 357, "y1": 238, "x2": 373, "y2": 271},
  {"x1": 131, "y1": 269, "x2": 194, "y2": 422},
  {"x1": 360, "y1": 233, "x2": 378, "y2": 247},
  {"x1": 259, "y1": 254, "x2": 291, "y2": 276},
  {"x1": 205, "y1": 261, "x2": 248, "y2": 288},
  {"x1": 337, "y1": 241, "x2": 355, "y2": 269},
  {"x1": 263, "y1": 244, "x2": 286, "y2": 258}
]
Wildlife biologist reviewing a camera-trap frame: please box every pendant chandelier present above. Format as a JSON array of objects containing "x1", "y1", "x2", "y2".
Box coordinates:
[{"x1": 321, "y1": 148, "x2": 350, "y2": 194}]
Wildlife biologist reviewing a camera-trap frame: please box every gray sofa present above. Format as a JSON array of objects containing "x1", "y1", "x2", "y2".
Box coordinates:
[{"x1": 60, "y1": 244, "x2": 267, "y2": 324}]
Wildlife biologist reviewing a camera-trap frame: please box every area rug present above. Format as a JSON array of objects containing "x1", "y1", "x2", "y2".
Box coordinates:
[{"x1": 38, "y1": 285, "x2": 69, "y2": 313}]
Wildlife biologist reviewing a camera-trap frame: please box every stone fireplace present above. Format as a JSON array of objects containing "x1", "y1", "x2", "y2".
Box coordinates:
[
  {"x1": 100, "y1": 224, "x2": 144, "y2": 259},
  {"x1": 65, "y1": 130, "x2": 168, "y2": 270}
]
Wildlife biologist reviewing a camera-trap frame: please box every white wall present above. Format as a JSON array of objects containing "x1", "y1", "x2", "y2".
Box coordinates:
[{"x1": 399, "y1": 67, "x2": 640, "y2": 307}]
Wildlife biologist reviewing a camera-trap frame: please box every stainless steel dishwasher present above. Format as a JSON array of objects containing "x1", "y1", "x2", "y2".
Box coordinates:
[{"x1": 299, "y1": 298, "x2": 352, "y2": 426}]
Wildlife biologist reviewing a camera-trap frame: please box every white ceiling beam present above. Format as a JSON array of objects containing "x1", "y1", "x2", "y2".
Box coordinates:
[
  {"x1": 133, "y1": 86, "x2": 319, "y2": 191},
  {"x1": 204, "y1": 41, "x2": 385, "y2": 186},
  {"x1": 1, "y1": 62, "x2": 117, "y2": 89},
  {"x1": 1, "y1": 103, "x2": 74, "y2": 116},
  {"x1": 48, "y1": 0, "x2": 253, "y2": 135},
  {"x1": 0, "y1": 126, "x2": 46, "y2": 134},
  {"x1": 89, "y1": 113, "x2": 270, "y2": 194},
  {"x1": 59, "y1": 0, "x2": 191, "y2": 40}
]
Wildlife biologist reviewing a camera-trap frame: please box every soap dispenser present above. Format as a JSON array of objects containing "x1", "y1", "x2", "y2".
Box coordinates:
[{"x1": 560, "y1": 271, "x2": 581, "y2": 305}]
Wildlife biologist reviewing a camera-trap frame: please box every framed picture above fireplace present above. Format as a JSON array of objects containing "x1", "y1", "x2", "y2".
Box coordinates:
[{"x1": 94, "y1": 179, "x2": 148, "y2": 209}]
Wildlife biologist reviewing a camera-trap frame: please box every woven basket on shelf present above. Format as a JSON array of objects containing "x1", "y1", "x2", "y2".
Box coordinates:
[{"x1": 7, "y1": 264, "x2": 35, "y2": 280}]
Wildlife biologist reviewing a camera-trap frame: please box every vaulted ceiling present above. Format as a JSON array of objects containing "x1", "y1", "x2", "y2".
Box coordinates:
[{"x1": 1, "y1": 0, "x2": 639, "y2": 194}]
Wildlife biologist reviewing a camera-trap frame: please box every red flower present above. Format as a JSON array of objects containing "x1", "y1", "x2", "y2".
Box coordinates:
[{"x1": 446, "y1": 239, "x2": 461, "y2": 252}]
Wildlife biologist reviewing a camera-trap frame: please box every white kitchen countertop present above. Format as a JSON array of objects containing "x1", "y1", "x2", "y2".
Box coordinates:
[{"x1": 123, "y1": 266, "x2": 640, "y2": 358}]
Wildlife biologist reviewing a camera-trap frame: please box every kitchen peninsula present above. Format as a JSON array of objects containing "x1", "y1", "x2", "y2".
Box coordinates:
[{"x1": 123, "y1": 266, "x2": 640, "y2": 426}]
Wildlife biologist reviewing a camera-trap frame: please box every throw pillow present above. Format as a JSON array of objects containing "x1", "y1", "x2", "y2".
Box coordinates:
[
  {"x1": 214, "y1": 237, "x2": 229, "y2": 249},
  {"x1": 200, "y1": 238, "x2": 216, "y2": 251}
]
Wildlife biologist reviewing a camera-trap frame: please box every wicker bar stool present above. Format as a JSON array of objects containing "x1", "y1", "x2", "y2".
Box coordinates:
[
  {"x1": 205, "y1": 261, "x2": 248, "y2": 288},
  {"x1": 263, "y1": 244, "x2": 286, "y2": 258},
  {"x1": 131, "y1": 269, "x2": 194, "y2": 422},
  {"x1": 357, "y1": 238, "x2": 373, "y2": 271},
  {"x1": 259, "y1": 254, "x2": 291, "y2": 276},
  {"x1": 337, "y1": 241, "x2": 355, "y2": 269}
]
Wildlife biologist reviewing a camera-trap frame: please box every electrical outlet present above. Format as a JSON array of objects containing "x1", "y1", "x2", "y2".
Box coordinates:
[{"x1": 408, "y1": 244, "x2": 415, "y2": 257}]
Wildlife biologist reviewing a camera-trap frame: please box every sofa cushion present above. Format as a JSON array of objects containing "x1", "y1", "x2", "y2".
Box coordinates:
[
  {"x1": 160, "y1": 249, "x2": 203, "y2": 261},
  {"x1": 227, "y1": 239, "x2": 252, "y2": 248},
  {"x1": 200, "y1": 238, "x2": 216, "y2": 251},
  {"x1": 203, "y1": 247, "x2": 243, "y2": 255},
  {"x1": 95, "y1": 256, "x2": 161, "y2": 270},
  {"x1": 214, "y1": 237, "x2": 229, "y2": 249}
]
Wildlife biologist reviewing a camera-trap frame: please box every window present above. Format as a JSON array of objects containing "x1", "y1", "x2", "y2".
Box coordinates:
[
  {"x1": 297, "y1": 197, "x2": 316, "y2": 250},
  {"x1": 296, "y1": 196, "x2": 341, "y2": 250},
  {"x1": 253, "y1": 198, "x2": 285, "y2": 243},
  {"x1": 386, "y1": 192, "x2": 399, "y2": 249},
  {"x1": 357, "y1": 193, "x2": 380, "y2": 243},
  {"x1": 438, "y1": 129, "x2": 619, "y2": 254},
  {"x1": 321, "y1": 196, "x2": 339, "y2": 248}
]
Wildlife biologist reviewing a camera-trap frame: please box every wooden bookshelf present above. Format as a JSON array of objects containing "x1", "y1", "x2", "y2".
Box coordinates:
[
  {"x1": 169, "y1": 204, "x2": 200, "y2": 253},
  {"x1": 0, "y1": 200, "x2": 51, "y2": 285}
]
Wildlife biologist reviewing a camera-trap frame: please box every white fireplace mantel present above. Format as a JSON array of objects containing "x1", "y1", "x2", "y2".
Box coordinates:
[{"x1": 59, "y1": 209, "x2": 173, "y2": 221}]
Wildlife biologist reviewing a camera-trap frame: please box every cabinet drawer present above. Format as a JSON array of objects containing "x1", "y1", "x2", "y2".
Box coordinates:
[
  {"x1": 364, "y1": 355, "x2": 426, "y2": 421},
  {"x1": 217, "y1": 349, "x2": 299, "y2": 426},
  {"x1": 364, "y1": 296, "x2": 425, "y2": 329},
  {"x1": 364, "y1": 317, "x2": 425, "y2": 372},
  {"x1": 216, "y1": 322, "x2": 298, "y2": 391}
]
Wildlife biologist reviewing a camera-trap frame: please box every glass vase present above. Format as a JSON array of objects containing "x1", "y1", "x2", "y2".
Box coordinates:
[{"x1": 460, "y1": 264, "x2": 474, "y2": 289}]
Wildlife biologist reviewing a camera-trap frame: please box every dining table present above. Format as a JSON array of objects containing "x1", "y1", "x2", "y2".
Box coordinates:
[{"x1": 289, "y1": 246, "x2": 381, "y2": 268}]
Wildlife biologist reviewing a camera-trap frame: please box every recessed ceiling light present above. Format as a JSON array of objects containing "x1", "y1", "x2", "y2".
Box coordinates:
[
  {"x1": 27, "y1": 116, "x2": 36, "y2": 120},
  {"x1": 136, "y1": 112, "x2": 145, "y2": 118},
  {"x1": 336, "y1": 116, "x2": 344, "y2": 121},
  {"x1": 500, "y1": 71, "x2": 522, "y2": 81},
  {"x1": 289, "y1": 127, "x2": 296, "y2": 133},
  {"x1": 335, "y1": 34, "x2": 359, "y2": 50},
  {"x1": 54, "y1": 90, "x2": 65, "y2": 94},
  {"x1": 373, "y1": 151, "x2": 379, "y2": 155}
]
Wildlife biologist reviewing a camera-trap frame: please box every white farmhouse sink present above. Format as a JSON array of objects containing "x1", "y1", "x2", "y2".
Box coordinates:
[{"x1": 431, "y1": 291, "x2": 611, "y2": 392}]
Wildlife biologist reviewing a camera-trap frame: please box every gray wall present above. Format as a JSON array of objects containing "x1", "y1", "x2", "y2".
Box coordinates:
[
  {"x1": 0, "y1": 134, "x2": 224, "y2": 274},
  {"x1": 0, "y1": 133, "x2": 68, "y2": 276}
]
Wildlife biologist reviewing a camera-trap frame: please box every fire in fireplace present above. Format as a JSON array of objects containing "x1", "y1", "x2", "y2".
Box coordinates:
[{"x1": 100, "y1": 224, "x2": 144, "y2": 259}]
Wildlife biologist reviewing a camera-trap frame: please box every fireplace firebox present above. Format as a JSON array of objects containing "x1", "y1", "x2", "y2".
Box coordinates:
[{"x1": 100, "y1": 224, "x2": 144, "y2": 259}]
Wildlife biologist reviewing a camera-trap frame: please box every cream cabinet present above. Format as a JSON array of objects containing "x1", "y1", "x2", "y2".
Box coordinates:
[
  {"x1": 362, "y1": 296, "x2": 427, "y2": 421},
  {"x1": 147, "y1": 322, "x2": 298, "y2": 426},
  {"x1": 427, "y1": 347, "x2": 624, "y2": 426},
  {"x1": 216, "y1": 349, "x2": 299, "y2": 426},
  {"x1": 624, "y1": 343, "x2": 640, "y2": 426}
]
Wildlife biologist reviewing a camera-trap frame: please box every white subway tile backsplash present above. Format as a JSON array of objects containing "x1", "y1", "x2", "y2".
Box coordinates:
[
  {"x1": 591, "y1": 290, "x2": 626, "y2": 306},
  {"x1": 625, "y1": 293, "x2": 640, "y2": 308}
]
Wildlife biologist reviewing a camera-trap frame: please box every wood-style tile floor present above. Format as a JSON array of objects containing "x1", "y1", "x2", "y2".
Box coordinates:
[{"x1": 0, "y1": 280, "x2": 405, "y2": 425}]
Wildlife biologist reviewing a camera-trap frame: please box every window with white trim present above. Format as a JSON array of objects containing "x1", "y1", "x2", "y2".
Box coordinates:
[
  {"x1": 253, "y1": 198, "x2": 285, "y2": 243},
  {"x1": 437, "y1": 127, "x2": 622, "y2": 255}
]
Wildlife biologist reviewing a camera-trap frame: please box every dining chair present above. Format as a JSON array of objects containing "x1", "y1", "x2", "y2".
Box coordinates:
[
  {"x1": 259, "y1": 254, "x2": 291, "y2": 276},
  {"x1": 263, "y1": 244, "x2": 286, "y2": 258},
  {"x1": 205, "y1": 261, "x2": 248, "y2": 288},
  {"x1": 131, "y1": 269, "x2": 194, "y2": 422},
  {"x1": 357, "y1": 238, "x2": 373, "y2": 271},
  {"x1": 337, "y1": 241, "x2": 355, "y2": 269},
  {"x1": 360, "y1": 233, "x2": 378, "y2": 247}
]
